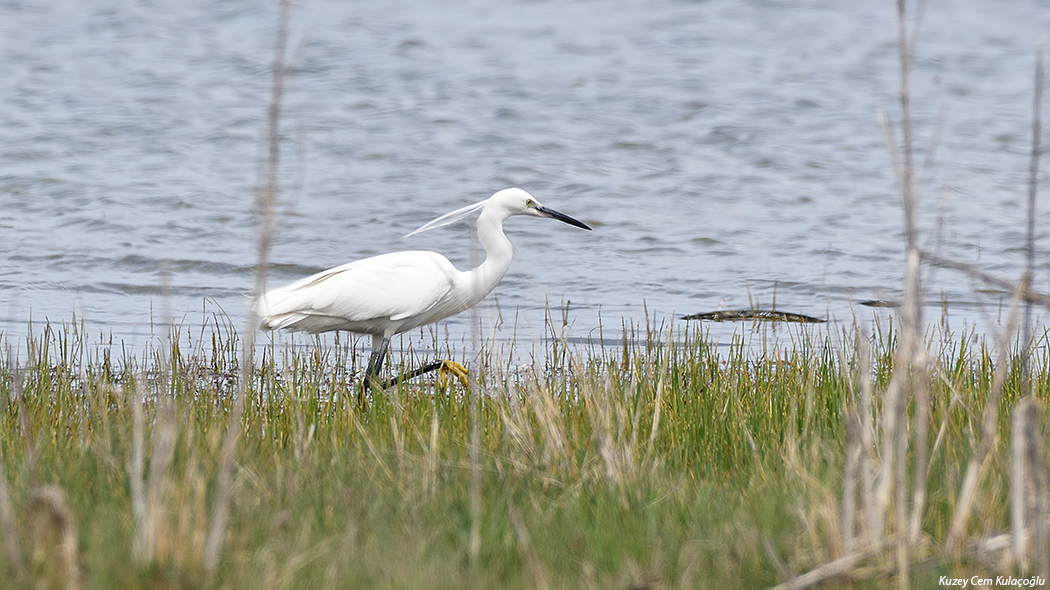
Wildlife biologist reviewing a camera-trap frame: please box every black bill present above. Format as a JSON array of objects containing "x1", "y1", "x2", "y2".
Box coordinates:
[{"x1": 536, "y1": 205, "x2": 592, "y2": 231}]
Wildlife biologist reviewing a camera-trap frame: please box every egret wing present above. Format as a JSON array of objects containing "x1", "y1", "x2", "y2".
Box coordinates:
[{"x1": 256, "y1": 251, "x2": 457, "y2": 333}]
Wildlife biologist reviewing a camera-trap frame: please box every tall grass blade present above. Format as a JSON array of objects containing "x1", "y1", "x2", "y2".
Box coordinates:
[{"x1": 204, "y1": 0, "x2": 292, "y2": 573}]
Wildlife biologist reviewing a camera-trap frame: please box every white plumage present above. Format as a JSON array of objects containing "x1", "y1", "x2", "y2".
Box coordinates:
[
  {"x1": 254, "y1": 187, "x2": 591, "y2": 389},
  {"x1": 257, "y1": 251, "x2": 459, "y2": 335}
]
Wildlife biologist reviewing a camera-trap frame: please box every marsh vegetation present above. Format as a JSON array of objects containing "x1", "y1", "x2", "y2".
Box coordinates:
[{"x1": 0, "y1": 316, "x2": 1044, "y2": 588}]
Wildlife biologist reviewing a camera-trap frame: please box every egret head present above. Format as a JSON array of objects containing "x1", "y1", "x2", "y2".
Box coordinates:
[
  {"x1": 489, "y1": 188, "x2": 592, "y2": 230},
  {"x1": 404, "y1": 187, "x2": 591, "y2": 238}
]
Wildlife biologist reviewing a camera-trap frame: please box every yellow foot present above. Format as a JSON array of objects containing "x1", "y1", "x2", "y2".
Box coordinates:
[{"x1": 438, "y1": 360, "x2": 470, "y2": 388}]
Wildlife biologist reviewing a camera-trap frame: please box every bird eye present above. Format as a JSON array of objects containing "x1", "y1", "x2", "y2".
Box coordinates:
[{"x1": 525, "y1": 199, "x2": 534, "y2": 207}]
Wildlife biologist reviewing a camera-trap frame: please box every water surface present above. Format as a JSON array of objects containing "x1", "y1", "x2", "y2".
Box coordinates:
[{"x1": 2, "y1": 0, "x2": 1049, "y2": 358}]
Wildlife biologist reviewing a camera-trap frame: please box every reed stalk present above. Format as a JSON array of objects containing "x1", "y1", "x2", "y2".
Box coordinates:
[{"x1": 204, "y1": 0, "x2": 292, "y2": 573}]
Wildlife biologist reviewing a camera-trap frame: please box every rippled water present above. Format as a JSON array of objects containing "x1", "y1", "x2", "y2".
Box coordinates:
[{"x1": 3, "y1": 0, "x2": 1050, "y2": 356}]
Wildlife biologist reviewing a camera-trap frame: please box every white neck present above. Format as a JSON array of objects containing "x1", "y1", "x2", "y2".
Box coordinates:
[{"x1": 461, "y1": 206, "x2": 513, "y2": 306}]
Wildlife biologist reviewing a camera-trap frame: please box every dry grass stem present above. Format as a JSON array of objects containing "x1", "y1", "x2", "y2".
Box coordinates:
[
  {"x1": 948, "y1": 281, "x2": 1026, "y2": 548},
  {"x1": 922, "y1": 250, "x2": 1050, "y2": 308},
  {"x1": 858, "y1": 328, "x2": 877, "y2": 548},
  {"x1": 1010, "y1": 398, "x2": 1049, "y2": 577},
  {"x1": 0, "y1": 463, "x2": 23, "y2": 582},
  {"x1": 204, "y1": 0, "x2": 292, "y2": 572},
  {"x1": 1010, "y1": 398, "x2": 1040, "y2": 568},
  {"x1": 508, "y1": 503, "x2": 550, "y2": 590},
  {"x1": 27, "y1": 486, "x2": 81, "y2": 590},
  {"x1": 841, "y1": 412, "x2": 861, "y2": 555},
  {"x1": 129, "y1": 378, "x2": 147, "y2": 561},
  {"x1": 770, "y1": 537, "x2": 892, "y2": 590},
  {"x1": 1022, "y1": 48, "x2": 1044, "y2": 367}
]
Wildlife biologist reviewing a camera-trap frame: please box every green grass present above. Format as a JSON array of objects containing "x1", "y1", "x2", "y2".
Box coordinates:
[{"x1": 0, "y1": 316, "x2": 1044, "y2": 588}]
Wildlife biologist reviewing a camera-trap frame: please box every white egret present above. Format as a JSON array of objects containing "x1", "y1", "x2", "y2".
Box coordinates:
[{"x1": 254, "y1": 187, "x2": 591, "y2": 391}]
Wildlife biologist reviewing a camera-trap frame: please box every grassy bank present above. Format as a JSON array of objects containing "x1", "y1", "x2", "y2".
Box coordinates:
[{"x1": 0, "y1": 317, "x2": 1044, "y2": 588}]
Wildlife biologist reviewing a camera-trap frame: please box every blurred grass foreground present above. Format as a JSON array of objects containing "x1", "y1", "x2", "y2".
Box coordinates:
[{"x1": 1, "y1": 315, "x2": 1047, "y2": 588}]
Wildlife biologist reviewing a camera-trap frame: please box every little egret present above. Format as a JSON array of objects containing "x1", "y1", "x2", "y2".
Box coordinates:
[{"x1": 254, "y1": 187, "x2": 591, "y2": 391}]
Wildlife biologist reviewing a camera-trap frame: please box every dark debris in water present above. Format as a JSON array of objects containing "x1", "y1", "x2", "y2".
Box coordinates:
[
  {"x1": 858, "y1": 299, "x2": 901, "y2": 308},
  {"x1": 681, "y1": 309, "x2": 826, "y2": 323}
]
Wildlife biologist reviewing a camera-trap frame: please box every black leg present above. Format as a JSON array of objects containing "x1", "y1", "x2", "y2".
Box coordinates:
[
  {"x1": 383, "y1": 361, "x2": 445, "y2": 388},
  {"x1": 359, "y1": 335, "x2": 469, "y2": 397},
  {"x1": 384, "y1": 360, "x2": 469, "y2": 389},
  {"x1": 359, "y1": 336, "x2": 389, "y2": 405}
]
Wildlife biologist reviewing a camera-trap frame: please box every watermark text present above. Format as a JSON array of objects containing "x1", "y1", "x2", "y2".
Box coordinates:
[{"x1": 939, "y1": 576, "x2": 1046, "y2": 588}]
